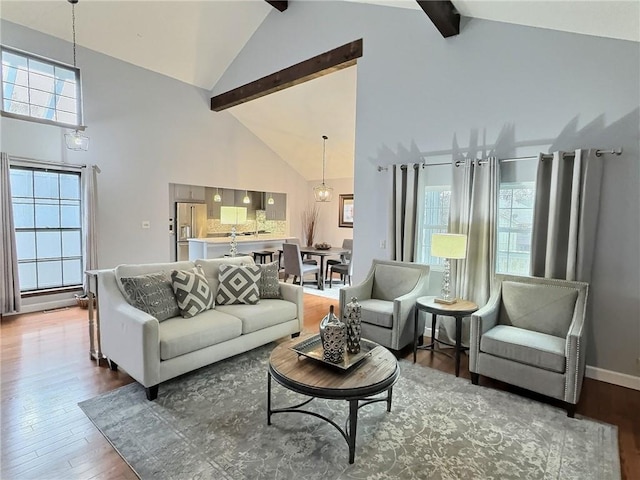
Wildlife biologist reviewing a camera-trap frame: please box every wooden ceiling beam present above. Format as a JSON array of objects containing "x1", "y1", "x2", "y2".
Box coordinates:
[
  {"x1": 210, "y1": 39, "x2": 363, "y2": 112},
  {"x1": 416, "y1": 0, "x2": 460, "y2": 38},
  {"x1": 265, "y1": 1, "x2": 288, "y2": 12}
]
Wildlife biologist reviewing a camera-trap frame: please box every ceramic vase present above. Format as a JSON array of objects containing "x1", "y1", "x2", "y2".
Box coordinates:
[
  {"x1": 319, "y1": 305, "x2": 346, "y2": 363},
  {"x1": 344, "y1": 297, "x2": 362, "y2": 354}
]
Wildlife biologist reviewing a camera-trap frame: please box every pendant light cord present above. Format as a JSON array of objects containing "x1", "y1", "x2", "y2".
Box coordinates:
[
  {"x1": 71, "y1": 3, "x2": 77, "y2": 68},
  {"x1": 322, "y1": 135, "x2": 328, "y2": 185}
]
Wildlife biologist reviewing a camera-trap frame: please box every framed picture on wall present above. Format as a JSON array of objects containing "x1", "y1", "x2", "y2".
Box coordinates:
[{"x1": 339, "y1": 194, "x2": 354, "y2": 228}]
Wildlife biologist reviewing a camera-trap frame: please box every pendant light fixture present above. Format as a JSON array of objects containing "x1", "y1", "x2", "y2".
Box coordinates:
[
  {"x1": 242, "y1": 190, "x2": 251, "y2": 204},
  {"x1": 64, "y1": 0, "x2": 89, "y2": 151},
  {"x1": 313, "y1": 135, "x2": 333, "y2": 202},
  {"x1": 213, "y1": 187, "x2": 222, "y2": 203},
  {"x1": 267, "y1": 193, "x2": 275, "y2": 205}
]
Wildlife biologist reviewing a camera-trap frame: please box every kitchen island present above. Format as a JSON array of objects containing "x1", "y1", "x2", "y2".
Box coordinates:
[{"x1": 188, "y1": 236, "x2": 295, "y2": 260}]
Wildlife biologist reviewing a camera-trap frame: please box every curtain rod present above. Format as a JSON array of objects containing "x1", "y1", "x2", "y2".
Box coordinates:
[
  {"x1": 376, "y1": 148, "x2": 623, "y2": 171},
  {"x1": 9, "y1": 155, "x2": 87, "y2": 170}
]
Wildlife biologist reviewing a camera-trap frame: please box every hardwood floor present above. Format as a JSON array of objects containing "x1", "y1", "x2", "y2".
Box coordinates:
[{"x1": 2, "y1": 296, "x2": 638, "y2": 479}]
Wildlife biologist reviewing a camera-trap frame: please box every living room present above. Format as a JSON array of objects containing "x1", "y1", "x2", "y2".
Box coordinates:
[{"x1": 1, "y1": 1, "x2": 639, "y2": 479}]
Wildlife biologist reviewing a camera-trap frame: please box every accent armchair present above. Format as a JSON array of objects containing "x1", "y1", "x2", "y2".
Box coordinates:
[
  {"x1": 339, "y1": 259, "x2": 430, "y2": 351},
  {"x1": 469, "y1": 274, "x2": 589, "y2": 417}
]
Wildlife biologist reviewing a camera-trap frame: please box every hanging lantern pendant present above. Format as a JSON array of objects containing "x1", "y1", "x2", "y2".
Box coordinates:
[{"x1": 314, "y1": 135, "x2": 333, "y2": 202}]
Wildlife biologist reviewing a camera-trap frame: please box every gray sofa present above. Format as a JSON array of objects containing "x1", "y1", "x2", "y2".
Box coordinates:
[{"x1": 98, "y1": 256, "x2": 303, "y2": 400}]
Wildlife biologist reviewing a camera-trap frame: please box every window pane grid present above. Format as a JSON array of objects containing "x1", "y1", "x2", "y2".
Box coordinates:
[
  {"x1": 496, "y1": 182, "x2": 535, "y2": 276},
  {"x1": 10, "y1": 166, "x2": 83, "y2": 292},
  {"x1": 1, "y1": 46, "x2": 81, "y2": 127}
]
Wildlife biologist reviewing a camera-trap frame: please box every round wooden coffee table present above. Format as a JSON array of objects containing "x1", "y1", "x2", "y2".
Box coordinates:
[{"x1": 267, "y1": 336, "x2": 399, "y2": 464}]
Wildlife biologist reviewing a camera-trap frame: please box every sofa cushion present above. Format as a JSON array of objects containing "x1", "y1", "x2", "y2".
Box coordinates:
[
  {"x1": 119, "y1": 272, "x2": 180, "y2": 322},
  {"x1": 480, "y1": 325, "x2": 566, "y2": 373},
  {"x1": 158, "y1": 309, "x2": 242, "y2": 360},
  {"x1": 258, "y1": 261, "x2": 282, "y2": 299},
  {"x1": 216, "y1": 299, "x2": 297, "y2": 334},
  {"x1": 499, "y1": 281, "x2": 579, "y2": 338},
  {"x1": 195, "y1": 256, "x2": 255, "y2": 295},
  {"x1": 371, "y1": 264, "x2": 421, "y2": 302},
  {"x1": 359, "y1": 299, "x2": 394, "y2": 329},
  {"x1": 216, "y1": 264, "x2": 261, "y2": 305},
  {"x1": 171, "y1": 267, "x2": 214, "y2": 318},
  {"x1": 115, "y1": 261, "x2": 195, "y2": 299}
]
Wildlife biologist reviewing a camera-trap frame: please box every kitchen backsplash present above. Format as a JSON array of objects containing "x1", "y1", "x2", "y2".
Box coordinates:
[{"x1": 207, "y1": 218, "x2": 287, "y2": 236}]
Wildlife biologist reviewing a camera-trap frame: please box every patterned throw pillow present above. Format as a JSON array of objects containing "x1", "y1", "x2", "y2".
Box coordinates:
[
  {"x1": 120, "y1": 272, "x2": 180, "y2": 322},
  {"x1": 216, "y1": 264, "x2": 261, "y2": 305},
  {"x1": 258, "y1": 261, "x2": 282, "y2": 299},
  {"x1": 171, "y1": 267, "x2": 214, "y2": 318}
]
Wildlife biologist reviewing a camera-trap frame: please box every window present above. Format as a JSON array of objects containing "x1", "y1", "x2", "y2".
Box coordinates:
[
  {"x1": 417, "y1": 186, "x2": 451, "y2": 266},
  {"x1": 1, "y1": 46, "x2": 83, "y2": 128},
  {"x1": 496, "y1": 182, "x2": 535, "y2": 275},
  {"x1": 10, "y1": 167, "x2": 83, "y2": 292}
]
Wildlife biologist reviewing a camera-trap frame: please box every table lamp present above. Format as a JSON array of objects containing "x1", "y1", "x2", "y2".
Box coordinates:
[
  {"x1": 431, "y1": 233, "x2": 467, "y2": 305},
  {"x1": 220, "y1": 206, "x2": 247, "y2": 257}
]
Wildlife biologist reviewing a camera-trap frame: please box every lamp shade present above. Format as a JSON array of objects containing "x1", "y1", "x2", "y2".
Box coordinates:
[
  {"x1": 431, "y1": 233, "x2": 467, "y2": 259},
  {"x1": 220, "y1": 206, "x2": 247, "y2": 225}
]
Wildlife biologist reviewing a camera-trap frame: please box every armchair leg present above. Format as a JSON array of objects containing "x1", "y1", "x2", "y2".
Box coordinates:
[
  {"x1": 108, "y1": 359, "x2": 118, "y2": 371},
  {"x1": 565, "y1": 402, "x2": 577, "y2": 418},
  {"x1": 145, "y1": 385, "x2": 159, "y2": 401},
  {"x1": 470, "y1": 372, "x2": 479, "y2": 385}
]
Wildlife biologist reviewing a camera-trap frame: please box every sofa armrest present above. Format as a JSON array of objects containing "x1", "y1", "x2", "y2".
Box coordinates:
[
  {"x1": 469, "y1": 289, "x2": 502, "y2": 373},
  {"x1": 98, "y1": 270, "x2": 161, "y2": 387},
  {"x1": 279, "y1": 281, "x2": 304, "y2": 333}
]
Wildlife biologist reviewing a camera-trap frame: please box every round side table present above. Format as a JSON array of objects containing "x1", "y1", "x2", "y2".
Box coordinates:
[{"x1": 413, "y1": 296, "x2": 478, "y2": 377}]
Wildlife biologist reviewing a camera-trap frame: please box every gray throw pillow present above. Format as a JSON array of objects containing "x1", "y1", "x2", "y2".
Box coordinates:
[
  {"x1": 171, "y1": 267, "x2": 214, "y2": 318},
  {"x1": 258, "y1": 261, "x2": 282, "y2": 299},
  {"x1": 120, "y1": 272, "x2": 180, "y2": 321},
  {"x1": 216, "y1": 264, "x2": 261, "y2": 305}
]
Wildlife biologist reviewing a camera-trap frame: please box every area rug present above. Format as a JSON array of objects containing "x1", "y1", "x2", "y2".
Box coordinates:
[
  {"x1": 79, "y1": 345, "x2": 620, "y2": 480},
  {"x1": 303, "y1": 284, "x2": 341, "y2": 301}
]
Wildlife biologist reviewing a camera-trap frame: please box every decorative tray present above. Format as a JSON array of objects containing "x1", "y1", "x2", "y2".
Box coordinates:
[
  {"x1": 290, "y1": 334, "x2": 378, "y2": 371},
  {"x1": 314, "y1": 243, "x2": 332, "y2": 250}
]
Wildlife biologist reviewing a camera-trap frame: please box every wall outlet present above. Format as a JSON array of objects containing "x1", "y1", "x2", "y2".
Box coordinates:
[
  {"x1": 380, "y1": 240, "x2": 386, "y2": 249},
  {"x1": 141, "y1": 221, "x2": 150, "y2": 229}
]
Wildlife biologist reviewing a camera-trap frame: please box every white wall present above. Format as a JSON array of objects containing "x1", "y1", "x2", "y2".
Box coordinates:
[
  {"x1": 304, "y1": 177, "x2": 354, "y2": 249},
  {"x1": 1, "y1": 20, "x2": 310, "y2": 272},
  {"x1": 214, "y1": 2, "x2": 640, "y2": 376}
]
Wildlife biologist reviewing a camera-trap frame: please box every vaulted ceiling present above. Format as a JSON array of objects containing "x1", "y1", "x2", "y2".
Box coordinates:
[{"x1": 1, "y1": 1, "x2": 638, "y2": 180}]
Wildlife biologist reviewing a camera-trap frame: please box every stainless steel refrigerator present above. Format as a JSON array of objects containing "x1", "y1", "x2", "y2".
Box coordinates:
[{"x1": 175, "y1": 202, "x2": 207, "y2": 261}]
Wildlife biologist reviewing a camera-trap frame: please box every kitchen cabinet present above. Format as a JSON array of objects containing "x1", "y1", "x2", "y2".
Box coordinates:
[
  {"x1": 205, "y1": 187, "x2": 223, "y2": 219},
  {"x1": 174, "y1": 184, "x2": 205, "y2": 202},
  {"x1": 265, "y1": 193, "x2": 286, "y2": 220}
]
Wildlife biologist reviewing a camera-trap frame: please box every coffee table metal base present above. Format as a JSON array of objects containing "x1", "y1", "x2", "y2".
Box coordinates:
[{"x1": 267, "y1": 370, "x2": 393, "y2": 464}]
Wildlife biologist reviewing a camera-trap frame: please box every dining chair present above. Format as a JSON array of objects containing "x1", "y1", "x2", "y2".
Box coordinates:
[
  {"x1": 282, "y1": 243, "x2": 319, "y2": 286},
  {"x1": 285, "y1": 238, "x2": 318, "y2": 265},
  {"x1": 329, "y1": 254, "x2": 353, "y2": 288},
  {"x1": 325, "y1": 239, "x2": 353, "y2": 280}
]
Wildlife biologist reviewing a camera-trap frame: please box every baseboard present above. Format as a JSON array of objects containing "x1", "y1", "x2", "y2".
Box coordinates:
[
  {"x1": 10, "y1": 298, "x2": 77, "y2": 315},
  {"x1": 422, "y1": 327, "x2": 640, "y2": 391},
  {"x1": 585, "y1": 366, "x2": 640, "y2": 391}
]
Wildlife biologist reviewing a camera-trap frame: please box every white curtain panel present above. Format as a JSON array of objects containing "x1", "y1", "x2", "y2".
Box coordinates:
[
  {"x1": 390, "y1": 163, "x2": 424, "y2": 262},
  {"x1": 0, "y1": 152, "x2": 21, "y2": 314},
  {"x1": 82, "y1": 165, "x2": 99, "y2": 293},
  {"x1": 441, "y1": 157, "x2": 499, "y2": 345},
  {"x1": 531, "y1": 149, "x2": 602, "y2": 282},
  {"x1": 451, "y1": 157, "x2": 499, "y2": 304}
]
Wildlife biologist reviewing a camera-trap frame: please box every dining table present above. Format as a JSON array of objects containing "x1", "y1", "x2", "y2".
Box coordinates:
[{"x1": 279, "y1": 245, "x2": 350, "y2": 290}]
